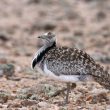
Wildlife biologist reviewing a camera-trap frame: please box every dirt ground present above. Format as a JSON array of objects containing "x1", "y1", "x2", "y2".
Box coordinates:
[{"x1": 0, "y1": 0, "x2": 110, "y2": 110}]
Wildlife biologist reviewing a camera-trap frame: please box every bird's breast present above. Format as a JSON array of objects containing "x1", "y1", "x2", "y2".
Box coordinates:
[{"x1": 43, "y1": 63, "x2": 93, "y2": 82}]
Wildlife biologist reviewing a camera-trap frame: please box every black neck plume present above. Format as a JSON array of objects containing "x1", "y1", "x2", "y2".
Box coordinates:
[{"x1": 32, "y1": 42, "x2": 56, "y2": 69}]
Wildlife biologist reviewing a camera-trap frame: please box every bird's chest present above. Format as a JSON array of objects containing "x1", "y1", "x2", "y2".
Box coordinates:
[{"x1": 37, "y1": 60, "x2": 94, "y2": 83}]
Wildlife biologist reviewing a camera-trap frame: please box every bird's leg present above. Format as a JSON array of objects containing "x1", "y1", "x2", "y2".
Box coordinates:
[
  {"x1": 53, "y1": 83, "x2": 76, "y2": 106},
  {"x1": 51, "y1": 83, "x2": 76, "y2": 98},
  {"x1": 64, "y1": 82, "x2": 71, "y2": 104}
]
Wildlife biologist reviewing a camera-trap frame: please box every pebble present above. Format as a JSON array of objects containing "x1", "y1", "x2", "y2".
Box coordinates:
[
  {"x1": 28, "y1": 0, "x2": 40, "y2": 4},
  {"x1": 38, "y1": 101, "x2": 49, "y2": 108},
  {"x1": 16, "y1": 87, "x2": 38, "y2": 100},
  {"x1": 43, "y1": 84, "x2": 58, "y2": 97},
  {"x1": 21, "y1": 99, "x2": 37, "y2": 106},
  {"x1": 0, "y1": 64, "x2": 15, "y2": 78},
  {"x1": 0, "y1": 104, "x2": 3, "y2": 108},
  {"x1": 0, "y1": 91, "x2": 10, "y2": 103},
  {"x1": 33, "y1": 21, "x2": 56, "y2": 31},
  {"x1": 7, "y1": 103, "x2": 22, "y2": 108},
  {"x1": 96, "y1": 11, "x2": 106, "y2": 22},
  {"x1": 30, "y1": 94, "x2": 39, "y2": 100},
  {"x1": 0, "y1": 69, "x2": 4, "y2": 77},
  {"x1": 0, "y1": 55, "x2": 7, "y2": 64},
  {"x1": 0, "y1": 33, "x2": 9, "y2": 42}
]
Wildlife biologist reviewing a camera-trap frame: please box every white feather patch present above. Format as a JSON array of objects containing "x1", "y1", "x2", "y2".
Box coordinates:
[
  {"x1": 44, "y1": 32, "x2": 48, "y2": 36},
  {"x1": 44, "y1": 63, "x2": 80, "y2": 82},
  {"x1": 43, "y1": 64, "x2": 94, "y2": 82}
]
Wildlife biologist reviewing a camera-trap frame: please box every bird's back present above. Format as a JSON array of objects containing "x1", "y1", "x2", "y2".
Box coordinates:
[
  {"x1": 32, "y1": 32, "x2": 110, "y2": 91},
  {"x1": 44, "y1": 47, "x2": 95, "y2": 76},
  {"x1": 42, "y1": 46, "x2": 110, "y2": 89}
]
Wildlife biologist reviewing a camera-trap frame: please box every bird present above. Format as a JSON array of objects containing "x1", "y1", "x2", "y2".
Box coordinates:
[{"x1": 31, "y1": 32, "x2": 110, "y2": 104}]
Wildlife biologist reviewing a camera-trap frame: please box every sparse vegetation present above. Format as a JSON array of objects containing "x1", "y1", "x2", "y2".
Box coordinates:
[{"x1": 0, "y1": 0, "x2": 110, "y2": 109}]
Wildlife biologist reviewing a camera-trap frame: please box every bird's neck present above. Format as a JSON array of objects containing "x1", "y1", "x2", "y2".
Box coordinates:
[{"x1": 32, "y1": 41, "x2": 56, "y2": 69}]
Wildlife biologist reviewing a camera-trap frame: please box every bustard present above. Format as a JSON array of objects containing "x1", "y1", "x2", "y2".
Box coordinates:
[{"x1": 31, "y1": 32, "x2": 110, "y2": 104}]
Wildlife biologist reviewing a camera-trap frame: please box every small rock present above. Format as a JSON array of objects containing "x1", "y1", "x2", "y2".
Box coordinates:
[
  {"x1": 17, "y1": 87, "x2": 35, "y2": 95},
  {"x1": 28, "y1": 0, "x2": 40, "y2": 4},
  {"x1": 91, "y1": 92, "x2": 109, "y2": 104},
  {"x1": 22, "y1": 67, "x2": 37, "y2": 76},
  {"x1": 7, "y1": 103, "x2": 22, "y2": 108},
  {"x1": 100, "y1": 56, "x2": 110, "y2": 64},
  {"x1": 0, "y1": 90, "x2": 11, "y2": 103},
  {"x1": 21, "y1": 99, "x2": 37, "y2": 106},
  {"x1": 0, "y1": 103, "x2": 3, "y2": 108},
  {"x1": 43, "y1": 22, "x2": 56, "y2": 31},
  {"x1": 7, "y1": 76, "x2": 21, "y2": 81},
  {"x1": 84, "y1": 0, "x2": 96, "y2": 3},
  {"x1": 74, "y1": 30, "x2": 83, "y2": 37},
  {"x1": 0, "y1": 64, "x2": 15, "y2": 78},
  {"x1": 17, "y1": 87, "x2": 37, "y2": 99},
  {"x1": 0, "y1": 69, "x2": 4, "y2": 77},
  {"x1": 0, "y1": 33, "x2": 9, "y2": 42},
  {"x1": 31, "y1": 106, "x2": 38, "y2": 110},
  {"x1": 38, "y1": 101, "x2": 49, "y2": 108},
  {"x1": 32, "y1": 21, "x2": 56, "y2": 31},
  {"x1": 0, "y1": 55, "x2": 7, "y2": 64},
  {"x1": 16, "y1": 94, "x2": 29, "y2": 99},
  {"x1": 59, "y1": 106, "x2": 68, "y2": 110},
  {"x1": 43, "y1": 84, "x2": 58, "y2": 97},
  {"x1": 96, "y1": 11, "x2": 106, "y2": 22},
  {"x1": 30, "y1": 94, "x2": 39, "y2": 100}
]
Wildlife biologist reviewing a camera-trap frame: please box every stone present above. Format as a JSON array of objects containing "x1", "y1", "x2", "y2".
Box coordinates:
[
  {"x1": 38, "y1": 101, "x2": 49, "y2": 108},
  {"x1": 0, "y1": 90, "x2": 11, "y2": 103},
  {"x1": 43, "y1": 84, "x2": 58, "y2": 97},
  {"x1": 30, "y1": 94, "x2": 39, "y2": 100},
  {"x1": 0, "y1": 64, "x2": 15, "y2": 78},
  {"x1": 0, "y1": 33, "x2": 9, "y2": 42},
  {"x1": 21, "y1": 99, "x2": 37, "y2": 106},
  {"x1": 7, "y1": 103, "x2": 22, "y2": 108},
  {"x1": 0, "y1": 55, "x2": 7, "y2": 64}
]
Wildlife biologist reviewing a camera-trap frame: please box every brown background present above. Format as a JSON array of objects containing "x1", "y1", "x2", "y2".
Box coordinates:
[{"x1": 0, "y1": 0, "x2": 110, "y2": 109}]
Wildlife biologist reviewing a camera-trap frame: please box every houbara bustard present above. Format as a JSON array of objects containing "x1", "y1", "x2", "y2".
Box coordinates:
[{"x1": 31, "y1": 32, "x2": 110, "y2": 104}]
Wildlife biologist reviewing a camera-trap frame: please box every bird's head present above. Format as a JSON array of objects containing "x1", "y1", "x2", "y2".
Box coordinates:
[{"x1": 38, "y1": 32, "x2": 56, "y2": 45}]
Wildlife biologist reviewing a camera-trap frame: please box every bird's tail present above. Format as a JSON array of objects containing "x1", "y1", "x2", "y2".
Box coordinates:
[{"x1": 92, "y1": 64, "x2": 110, "y2": 90}]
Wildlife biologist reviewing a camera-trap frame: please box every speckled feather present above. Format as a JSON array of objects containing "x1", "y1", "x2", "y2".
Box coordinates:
[
  {"x1": 43, "y1": 47, "x2": 110, "y2": 89},
  {"x1": 32, "y1": 32, "x2": 110, "y2": 90},
  {"x1": 44, "y1": 47, "x2": 94, "y2": 75}
]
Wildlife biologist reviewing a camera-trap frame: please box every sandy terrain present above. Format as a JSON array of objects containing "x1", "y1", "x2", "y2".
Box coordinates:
[{"x1": 0, "y1": 0, "x2": 110, "y2": 110}]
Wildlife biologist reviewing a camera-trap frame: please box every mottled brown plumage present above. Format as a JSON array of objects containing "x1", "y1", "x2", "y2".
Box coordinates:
[
  {"x1": 44, "y1": 47, "x2": 95, "y2": 76},
  {"x1": 32, "y1": 32, "x2": 110, "y2": 104},
  {"x1": 44, "y1": 46, "x2": 110, "y2": 90}
]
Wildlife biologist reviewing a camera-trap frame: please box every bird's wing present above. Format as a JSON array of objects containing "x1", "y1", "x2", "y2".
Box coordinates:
[{"x1": 45, "y1": 47, "x2": 95, "y2": 76}]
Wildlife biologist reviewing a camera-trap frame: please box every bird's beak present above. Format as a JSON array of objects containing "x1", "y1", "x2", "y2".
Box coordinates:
[
  {"x1": 38, "y1": 35, "x2": 46, "y2": 39},
  {"x1": 38, "y1": 36, "x2": 42, "y2": 38}
]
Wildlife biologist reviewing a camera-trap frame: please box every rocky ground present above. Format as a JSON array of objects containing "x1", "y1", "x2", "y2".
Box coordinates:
[{"x1": 0, "y1": 0, "x2": 110, "y2": 110}]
